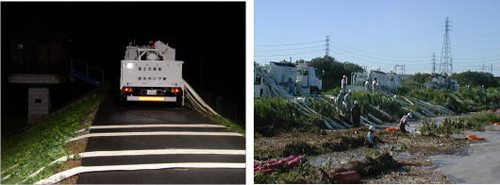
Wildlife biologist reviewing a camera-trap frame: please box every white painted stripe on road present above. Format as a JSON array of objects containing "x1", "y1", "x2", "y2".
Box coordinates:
[
  {"x1": 82, "y1": 149, "x2": 245, "y2": 157},
  {"x1": 90, "y1": 124, "x2": 226, "y2": 129},
  {"x1": 35, "y1": 162, "x2": 245, "y2": 184},
  {"x1": 67, "y1": 131, "x2": 243, "y2": 143},
  {"x1": 25, "y1": 149, "x2": 244, "y2": 182}
]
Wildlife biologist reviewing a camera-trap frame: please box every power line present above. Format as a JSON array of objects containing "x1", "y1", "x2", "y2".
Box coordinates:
[
  {"x1": 329, "y1": 45, "x2": 430, "y2": 62},
  {"x1": 327, "y1": 39, "x2": 430, "y2": 59},
  {"x1": 254, "y1": 49, "x2": 323, "y2": 57},
  {"x1": 454, "y1": 54, "x2": 500, "y2": 60},
  {"x1": 255, "y1": 45, "x2": 324, "y2": 52},
  {"x1": 255, "y1": 40, "x2": 324, "y2": 47}
]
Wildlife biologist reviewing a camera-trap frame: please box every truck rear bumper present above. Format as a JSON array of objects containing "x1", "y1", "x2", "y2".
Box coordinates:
[{"x1": 126, "y1": 95, "x2": 177, "y2": 102}]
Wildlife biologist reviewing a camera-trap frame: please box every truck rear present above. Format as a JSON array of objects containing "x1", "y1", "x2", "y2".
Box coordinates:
[{"x1": 120, "y1": 41, "x2": 184, "y2": 106}]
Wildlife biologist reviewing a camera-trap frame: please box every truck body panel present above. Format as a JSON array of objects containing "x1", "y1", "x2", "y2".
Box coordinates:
[{"x1": 120, "y1": 41, "x2": 184, "y2": 105}]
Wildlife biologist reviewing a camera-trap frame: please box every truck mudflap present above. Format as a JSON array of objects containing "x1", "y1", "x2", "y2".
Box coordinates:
[{"x1": 126, "y1": 95, "x2": 176, "y2": 102}]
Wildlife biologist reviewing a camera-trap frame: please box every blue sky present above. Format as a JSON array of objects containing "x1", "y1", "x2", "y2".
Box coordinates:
[{"x1": 255, "y1": 0, "x2": 500, "y2": 76}]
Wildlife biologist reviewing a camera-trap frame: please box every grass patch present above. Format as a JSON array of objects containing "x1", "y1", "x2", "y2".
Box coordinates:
[
  {"x1": 405, "y1": 87, "x2": 500, "y2": 113},
  {"x1": 1, "y1": 87, "x2": 106, "y2": 184},
  {"x1": 185, "y1": 97, "x2": 245, "y2": 135},
  {"x1": 254, "y1": 163, "x2": 327, "y2": 184},
  {"x1": 205, "y1": 113, "x2": 245, "y2": 135},
  {"x1": 421, "y1": 112, "x2": 500, "y2": 136},
  {"x1": 255, "y1": 97, "x2": 324, "y2": 136}
]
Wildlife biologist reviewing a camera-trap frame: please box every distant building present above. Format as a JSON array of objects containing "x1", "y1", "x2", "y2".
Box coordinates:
[{"x1": 426, "y1": 76, "x2": 458, "y2": 91}]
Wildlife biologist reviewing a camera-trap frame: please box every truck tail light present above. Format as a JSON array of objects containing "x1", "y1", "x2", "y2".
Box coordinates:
[
  {"x1": 171, "y1": 88, "x2": 182, "y2": 94},
  {"x1": 123, "y1": 87, "x2": 133, "y2": 93}
]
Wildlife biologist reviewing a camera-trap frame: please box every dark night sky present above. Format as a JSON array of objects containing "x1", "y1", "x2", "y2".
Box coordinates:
[{"x1": 1, "y1": 2, "x2": 246, "y2": 104}]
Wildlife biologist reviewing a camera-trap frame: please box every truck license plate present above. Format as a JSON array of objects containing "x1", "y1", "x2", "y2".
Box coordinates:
[{"x1": 147, "y1": 90, "x2": 157, "y2": 95}]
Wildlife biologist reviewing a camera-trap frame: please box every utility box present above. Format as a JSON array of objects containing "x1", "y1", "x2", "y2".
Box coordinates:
[{"x1": 28, "y1": 87, "x2": 49, "y2": 122}]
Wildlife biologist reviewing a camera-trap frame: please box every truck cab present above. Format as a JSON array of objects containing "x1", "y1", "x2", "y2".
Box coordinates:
[{"x1": 296, "y1": 62, "x2": 322, "y2": 95}]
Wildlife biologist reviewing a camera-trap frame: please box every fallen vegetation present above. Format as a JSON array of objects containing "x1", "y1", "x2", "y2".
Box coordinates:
[
  {"x1": 326, "y1": 152, "x2": 399, "y2": 179},
  {"x1": 405, "y1": 87, "x2": 500, "y2": 113},
  {"x1": 254, "y1": 126, "x2": 473, "y2": 183},
  {"x1": 421, "y1": 112, "x2": 500, "y2": 136}
]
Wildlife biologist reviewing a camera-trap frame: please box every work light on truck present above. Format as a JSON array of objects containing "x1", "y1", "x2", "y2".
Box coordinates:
[{"x1": 125, "y1": 63, "x2": 135, "y2": 69}]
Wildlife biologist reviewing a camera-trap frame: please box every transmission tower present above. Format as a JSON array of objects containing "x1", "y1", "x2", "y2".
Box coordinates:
[
  {"x1": 439, "y1": 17, "x2": 453, "y2": 75},
  {"x1": 325, "y1": 36, "x2": 330, "y2": 56},
  {"x1": 432, "y1": 53, "x2": 436, "y2": 74},
  {"x1": 483, "y1": 63, "x2": 493, "y2": 73}
]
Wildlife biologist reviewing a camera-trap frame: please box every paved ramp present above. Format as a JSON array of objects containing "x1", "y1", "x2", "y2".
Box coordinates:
[{"x1": 76, "y1": 97, "x2": 245, "y2": 184}]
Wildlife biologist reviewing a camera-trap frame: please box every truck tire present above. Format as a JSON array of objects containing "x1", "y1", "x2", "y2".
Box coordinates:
[
  {"x1": 175, "y1": 93, "x2": 183, "y2": 107},
  {"x1": 119, "y1": 93, "x2": 128, "y2": 106}
]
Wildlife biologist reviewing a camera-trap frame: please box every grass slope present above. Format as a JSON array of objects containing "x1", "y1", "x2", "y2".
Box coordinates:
[{"x1": 1, "y1": 87, "x2": 106, "y2": 184}]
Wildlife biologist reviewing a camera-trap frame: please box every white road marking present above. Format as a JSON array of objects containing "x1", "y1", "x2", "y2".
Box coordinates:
[
  {"x1": 89, "y1": 124, "x2": 226, "y2": 129},
  {"x1": 25, "y1": 149, "x2": 245, "y2": 181},
  {"x1": 67, "y1": 131, "x2": 243, "y2": 143},
  {"x1": 81, "y1": 149, "x2": 245, "y2": 157},
  {"x1": 35, "y1": 162, "x2": 245, "y2": 184}
]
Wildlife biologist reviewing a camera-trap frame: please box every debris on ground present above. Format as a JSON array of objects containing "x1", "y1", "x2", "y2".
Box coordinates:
[
  {"x1": 327, "y1": 152, "x2": 399, "y2": 177},
  {"x1": 385, "y1": 127, "x2": 400, "y2": 132},
  {"x1": 465, "y1": 135, "x2": 484, "y2": 140},
  {"x1": 332, "y1": 171, "x2": 360, "y2": 183},
  {"x1": 254, "y1": 155, "x2": 305, "y2": 174}
]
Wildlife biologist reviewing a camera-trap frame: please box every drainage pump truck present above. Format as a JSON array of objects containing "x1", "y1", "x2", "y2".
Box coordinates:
[{"x1": 120, "y1": 40, "x2": 184, "y2": 106}]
